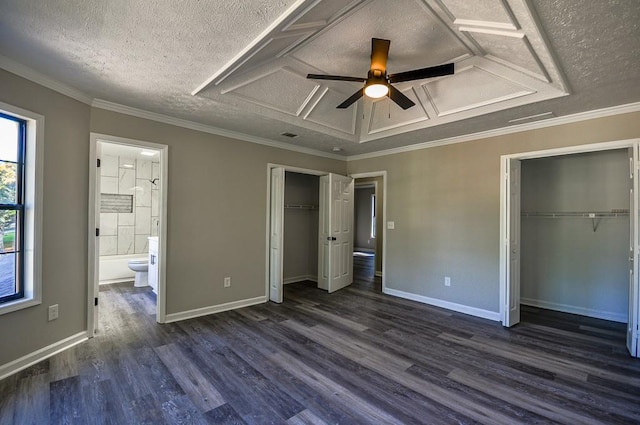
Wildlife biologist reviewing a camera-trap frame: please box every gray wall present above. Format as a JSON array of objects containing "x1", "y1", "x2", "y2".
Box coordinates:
[
  {"x1": 347, "y1": 112, "x2": 640, "y2": 315},
  {"x1": 0, "y1": 69, "x2": 91, "y2": 366},
  {"x1": 90, "y1": 109, "x2": 346, "y2": 314},
  {"x1": 283, "y1": 172, "x2": 319, "y2": 282},
  {"x1": 2, "y1": 64, "x2": 639, "y2": 370},
  {"x1": 355, "y1": 186, "x2": 375, "y2": 250},
  {"x1": 0, "y1": 69, "x2": 346, "y2": 368},
  {"x1": 521, "y1": 149, "x2": 629, "y2": 321}
]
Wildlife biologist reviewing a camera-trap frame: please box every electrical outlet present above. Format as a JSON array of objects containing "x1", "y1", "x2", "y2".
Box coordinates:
[
  {"x1": 444, "y1": 276, "x2": 451, "y2": 287},
  {"x1": 224, "y1": 277, "x2": 231, "y2": 288},
  {"x1": 387, "y1": 221, "x2": 395, "y2": 229},
  {"x1": 48, "y1": 304, "x2": 59, "y2": 321}
]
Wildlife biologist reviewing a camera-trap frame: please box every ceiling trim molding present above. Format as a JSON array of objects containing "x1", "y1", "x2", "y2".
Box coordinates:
[
  {"x1": 346, "y1": 102, "x2": 640, "y2": 161},
  {"x1": 0, "y1": 55, "x2": 342, "y2": 161},
  {"x1": 191, "y1": 0, "x2": 311, "y2": 94},
  {"x1": 0, "y1": 55, "x2": 94, "y2": 105},
  {"x1": 91, "y1": 99, "x2": 343, "y2": 161}
]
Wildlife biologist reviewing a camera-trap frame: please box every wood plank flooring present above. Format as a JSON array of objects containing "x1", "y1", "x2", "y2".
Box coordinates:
[{"x1": 2, "y1": 256, "x2": 640, "y2": 424}]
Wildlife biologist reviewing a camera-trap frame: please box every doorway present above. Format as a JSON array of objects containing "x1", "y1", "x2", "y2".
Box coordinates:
[
  {"x1": 267, "y1": 166, "x2": 387, "y2": 302},
  {"x1": 353, "y1": 176, "x2": 384, "y2": 282},
  {"x1": 88, "y1": 133, "x2": 169, "y2": 333},
  {"x1": 282, "y1": 171, "x2": 320, "y2": 288},
  {"x1": 500, "y1": 139, "x2": 640, "y2": 357}
]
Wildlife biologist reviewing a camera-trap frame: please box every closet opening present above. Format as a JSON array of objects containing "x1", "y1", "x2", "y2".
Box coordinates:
[
  {"x1": 267, "y1": 166, "x2": 387, "y2": 303},
  {"x1": 500, "y1": 139, "x2": 640, "y2": 357},
  {"x1": 282, "y1": 171, "x2": 320, "y2": 298},
  {"x1": 521, "y1": 149, "x2": 630, "y2": 340}
]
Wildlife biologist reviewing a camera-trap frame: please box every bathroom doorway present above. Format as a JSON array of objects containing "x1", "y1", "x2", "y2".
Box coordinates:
[{"x1": 88, "y1": 133, "x2": 169, "y2": 334}]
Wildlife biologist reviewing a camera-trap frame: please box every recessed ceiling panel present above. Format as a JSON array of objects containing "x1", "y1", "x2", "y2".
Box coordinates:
[
  {"x1": 304, "y1": 89, "x2": 358, "y2": 134},
  {"x1": 368, "y1": 89, "x2": 428, "y2": 134},
  {"x1": 292, "y1": 0, "x2": 470, "y2": 77},
  {"x1": 425, "y1": 66, "x2": 534, "y2": 116},
  {"x1": 438, "y1": 0, "x2": 514, "y2": 26},
  {"x1": 470, "y1": 33, "x2": 548, "y2": 80},
  {"x1": 228, "y1": 68, "x2": 319, "y2": 116}
]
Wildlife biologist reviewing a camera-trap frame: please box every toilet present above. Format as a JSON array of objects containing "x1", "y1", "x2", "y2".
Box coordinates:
[{"x1": 128, "y1": 259, "x2": 149, "y2": 287}]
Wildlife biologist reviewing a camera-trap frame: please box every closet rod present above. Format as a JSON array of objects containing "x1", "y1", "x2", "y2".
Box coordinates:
[
  {"x1": 521, "y1": 211, "x2": 629, "y2": 218},
  {"x1": 284, "y1": 204, "x2": 318, "y2": 210}
]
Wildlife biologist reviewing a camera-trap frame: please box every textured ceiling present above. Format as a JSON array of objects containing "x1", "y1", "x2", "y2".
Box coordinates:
[{"x1": 0, "y1": 0, "x2": 639, "y2": 157}]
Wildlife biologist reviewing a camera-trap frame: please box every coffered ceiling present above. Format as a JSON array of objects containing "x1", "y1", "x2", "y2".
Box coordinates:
[{"x1": 0, "y1": 0, "x2": 638, "y2": 157}]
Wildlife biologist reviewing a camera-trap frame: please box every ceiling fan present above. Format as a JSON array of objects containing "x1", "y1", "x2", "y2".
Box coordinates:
[{"x1": 307, "y1": 38, "x2": 454, "y2": 110}]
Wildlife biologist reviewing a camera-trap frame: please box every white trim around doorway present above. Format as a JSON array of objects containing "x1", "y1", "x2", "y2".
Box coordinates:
[
  {"x1": 264, "y1": 164, "x2": 328, "y2": 301},
  {"x1": 88, "y1": 133, "x2": 169, "y2": 333},
  {"x1": 499, "y1": 138, "x2": 640, "y2": 329}
]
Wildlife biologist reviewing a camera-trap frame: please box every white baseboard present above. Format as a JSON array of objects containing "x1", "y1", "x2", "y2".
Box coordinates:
[
  {"x1": 99, "y1": 278, "x2": 134, "y2": 285},
  {"x1": 384, "y1": 288, "x2": 501, "y2": 321},
  {"x1": 354, "y1": 247, "x2": 375, "y2": 253},
  {"x1": 0, "y1": 331, "x2": 88, "y2": 381},
  {"x1": 164, "y1": 296, "x2": 267, "y2": 323},
  {"x1": 283, "y1": 275, "x2": 318, "y2": 285},
  {"x1": 375, "y1": 271, "x2": 382, "y2": 277},
  {"x1": 520, "y1": 297, "x2": 627, "y2": 323}
]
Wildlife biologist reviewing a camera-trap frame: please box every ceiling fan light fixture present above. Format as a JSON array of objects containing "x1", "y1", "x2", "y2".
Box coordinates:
[
  {"x1": 307, "y1": 38, "x2": 452, "y2": 109},
  {"x1": 364, "y1": 83, "x2": 389, "y2": 98}
]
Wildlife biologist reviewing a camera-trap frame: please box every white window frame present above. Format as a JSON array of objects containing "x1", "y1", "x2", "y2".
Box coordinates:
[{"x1": 0, "y1": 101, "x2": 43, "y2": 315}]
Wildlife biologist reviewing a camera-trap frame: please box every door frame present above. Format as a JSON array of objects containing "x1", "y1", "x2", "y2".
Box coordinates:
[
  {"x1": 87, "y1": 133, "x2": 169, "y2": 333},
  {"x1": 265, "y1": 164, "x2": 327, "y2": 300},
  {"x1": 264, "y1": 166, "x2": 388, "y2": 299},
  {"x1": 499, "y1": 139, "x2": 640, "y2": 347},
  {"x1": 350, "y1": 171, "x2": 387, "y2": 292}
]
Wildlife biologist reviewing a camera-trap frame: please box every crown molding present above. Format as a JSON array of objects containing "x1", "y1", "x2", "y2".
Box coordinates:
[
  {"x1": 0, "y1": 55, "x2": 94, "y2": 105},
  {"x1": 3, "y1": 54, "x2": 638, "y2": 163},
  {"x1": 0, "y1": 54, "x2": 341, "y2": 160},
  {"x1": 346, "y1": 102, "x2": 640, "y2": 161},
  {"x1": 91, "y1": 99, "x2": 344, "y2": 160}
]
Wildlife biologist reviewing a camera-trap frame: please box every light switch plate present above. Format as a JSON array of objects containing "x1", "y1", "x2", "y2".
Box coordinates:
[{"x1": 48, "y1": 304, "x2": 59, "y2": 321}]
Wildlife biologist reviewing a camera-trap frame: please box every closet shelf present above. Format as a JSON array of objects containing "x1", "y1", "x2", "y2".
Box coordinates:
[
  {"x1": 285, "y1": 204, "x2": 318, "y2": 210},
  {"x1": 521, "y1": 210, "x2": 629, "y2": 218},
  {"x1": 521, "y1": 210, "x2": 629, "y2": 232}
]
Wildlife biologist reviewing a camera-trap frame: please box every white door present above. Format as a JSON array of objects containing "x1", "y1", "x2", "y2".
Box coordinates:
[
  {"x1": 504, "y1": 158, "x2": 521, "y2": 327},
  {"x1": 318, "y1": 173, "x2": 354, "y2": 293},
  {"x1": 269, "y1": 167, "x2": 285, "y2": 303},
  {"x1": 628, "y1": 147, "x2": 639, "y2": 356},
  {"x1": 93, "y1": 146, "x2": 102, "y2": 335}
]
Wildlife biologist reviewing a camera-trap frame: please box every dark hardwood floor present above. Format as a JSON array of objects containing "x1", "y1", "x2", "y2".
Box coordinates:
[{"x1": 2, "y1": 255, "x2": 640, "y2": 424}]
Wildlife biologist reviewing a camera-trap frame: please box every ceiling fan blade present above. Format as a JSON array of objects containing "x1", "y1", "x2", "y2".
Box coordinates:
[
  {"x1": 388, "y1": 63, "x2": 454, "y2": 83},
  {"x1": 337, "y1": 89, "x2": 364, "y2": 109},
  {"x1": 370, "y1": 38, "x2": 391, "y2": 72},
  {"x1": 307, "y1": 74, "x2": 365, "y2": 82},
  {"x1": 388, "y1": 85, "x2": 415, "y2": 110}
]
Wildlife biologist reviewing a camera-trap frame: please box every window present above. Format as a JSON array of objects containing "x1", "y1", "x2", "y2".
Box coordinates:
[
  {"x1": 0, "y1": 113, "x2": 25, "y2": 304},
  {"x1": 0, "y1": 103, "x2": 42, "y2": 314},
  {"x1": 371, "y1": 193, "x2": 376, "y2": 239}
]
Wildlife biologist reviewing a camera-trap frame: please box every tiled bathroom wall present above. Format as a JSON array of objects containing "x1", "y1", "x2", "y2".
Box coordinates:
[{"x1": 99, "y1": 154, "x2": 160, "y2": 256}]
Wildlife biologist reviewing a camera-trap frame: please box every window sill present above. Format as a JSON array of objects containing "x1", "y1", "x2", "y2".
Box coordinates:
[{"x1": 0, "y1": 297, "x2": 41, "y2": 316}]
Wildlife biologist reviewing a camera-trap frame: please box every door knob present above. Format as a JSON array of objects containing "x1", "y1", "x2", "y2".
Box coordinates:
[{"x1": 327, "y1": 237, "x2": 337, "y2": 241}]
